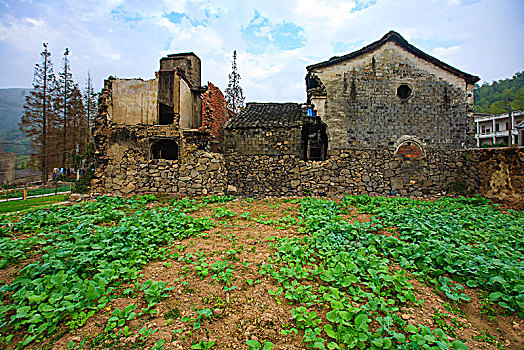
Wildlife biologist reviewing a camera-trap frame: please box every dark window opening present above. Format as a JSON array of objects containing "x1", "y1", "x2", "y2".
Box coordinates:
[
  {"x1": 301, "y1": 123, "x2": 328, "y2": 161},
  {"x1": 495, "y1": 123, "x2": 500, "y2": 132},
  {"x1": 397, "y1": 84, "x2": 412, "y2": 100},
  {"x1": 306, "y1": 75, "x2": 320, "y2": 90},
  {"x1": 159, "y1": 103, "x2": 175, "y2": 125},
  {"x1": 151, "y1": 139, "x2": 178, "y2": 160}
]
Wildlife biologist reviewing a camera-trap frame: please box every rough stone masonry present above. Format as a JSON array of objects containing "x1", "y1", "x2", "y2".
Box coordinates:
[{"x1": 91, "y1": 33, "x2": 523, "y2": 202}]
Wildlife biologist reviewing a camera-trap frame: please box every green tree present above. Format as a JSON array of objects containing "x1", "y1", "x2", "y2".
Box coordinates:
[
  {"x1": 225, "y1": 50, "x2": 245, "y2": 113},
  {"x1": 54, "y1": 48, "x2": 86, "y2": 167},
  {"x1": 474, "y1": 71, "x2": 524, "y2": 113},
  {"x1": 20, "y1": 43, "x2": 56, "y2": 183}
]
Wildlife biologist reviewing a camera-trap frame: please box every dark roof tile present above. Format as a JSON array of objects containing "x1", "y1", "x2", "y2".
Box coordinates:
[{"x1": 225, "y1": 103, "x2": 308, "y2": 129}]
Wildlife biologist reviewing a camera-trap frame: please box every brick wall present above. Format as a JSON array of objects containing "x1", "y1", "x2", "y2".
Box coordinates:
[{"x1": 202, "y1": 82, "x2": 230, "y2": 152}]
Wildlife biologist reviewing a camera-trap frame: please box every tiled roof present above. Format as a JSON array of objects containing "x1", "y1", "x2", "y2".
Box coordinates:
[
  {"x1": 225, "y1": 102, "x2": 307, "y2": 129},
  {"x1": 307, "y1": 31, "x2": 480, "y2": 85}
]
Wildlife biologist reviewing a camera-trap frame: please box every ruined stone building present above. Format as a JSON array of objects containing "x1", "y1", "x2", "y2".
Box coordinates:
[{"x1": 92, "y1": 53, "x2": 230, "y2": 195}]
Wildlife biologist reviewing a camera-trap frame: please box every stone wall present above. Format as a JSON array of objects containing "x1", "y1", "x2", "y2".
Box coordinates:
[
  {"x1": 475, "y1": 148, "x2": 523, "y2": 201},
  {"x1": 225, "y1": 148, "x2": 523, "y2": 200},
  {"x1": 225, "y1": 149, "x2": 477, "y2": 197},
  {"x1": 92, "y1": 144, "x2": 522, "y2": 202},
  {"x1": 92, "y1": 150, "x2": 226, "y2": 196},
  {"x1": 0, "y1": 152, "x2": 15, "y2": 185},
  {"x1": 224, "y1": 127, "x2": 303, "y2": 156}
]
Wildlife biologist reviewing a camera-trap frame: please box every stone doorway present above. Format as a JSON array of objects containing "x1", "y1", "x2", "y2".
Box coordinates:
[{"x1": 302, "y1": 122, "x2": 328, "y2": 161}]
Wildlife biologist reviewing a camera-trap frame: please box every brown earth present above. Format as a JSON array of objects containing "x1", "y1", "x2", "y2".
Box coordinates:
[{"x1": 2, "y1": 198, "x2": 522, "y2": 350}]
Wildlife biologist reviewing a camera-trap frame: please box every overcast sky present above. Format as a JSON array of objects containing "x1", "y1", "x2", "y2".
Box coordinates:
[{"x1": 0, "y1": 0, "x2": 522, "y2": 102}]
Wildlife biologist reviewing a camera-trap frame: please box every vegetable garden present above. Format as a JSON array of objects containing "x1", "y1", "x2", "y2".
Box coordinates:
[{"x1": 0, "y1": 194, "x2": 522, "y2": 349}]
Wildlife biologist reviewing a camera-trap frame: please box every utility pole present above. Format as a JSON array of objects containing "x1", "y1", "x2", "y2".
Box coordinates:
[{"x1": 508, "y1": 98, "x2": 514, "y2": 147}]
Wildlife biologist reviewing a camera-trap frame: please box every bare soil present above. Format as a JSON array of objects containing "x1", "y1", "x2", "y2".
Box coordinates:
[{"x1": 3, "y1": 198, "x2": 523, "y2": 350}]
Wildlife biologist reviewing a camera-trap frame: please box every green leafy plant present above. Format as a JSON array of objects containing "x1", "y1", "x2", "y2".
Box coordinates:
[
  {"x1": 191, "y1": 340, "x2": 216, "y2": 349},
  {"x1": 246, "y1": 339, "x2": 274, "y2": 350}
]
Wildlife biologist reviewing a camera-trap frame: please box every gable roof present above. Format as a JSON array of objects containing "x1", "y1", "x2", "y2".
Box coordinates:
[
  {"x1": 306, "y1": 31, "x2": 480, "y2": 84},
  {"x1": 225, "y1": 103, "x2": 307, "y2": 129}
]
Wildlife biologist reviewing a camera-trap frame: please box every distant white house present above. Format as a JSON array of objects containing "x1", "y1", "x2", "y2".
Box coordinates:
[{"x1": 474, "y1": 109, "x2": 524, "y2": 147}]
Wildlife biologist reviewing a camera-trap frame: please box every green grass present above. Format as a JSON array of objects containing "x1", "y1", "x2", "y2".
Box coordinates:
[
  {"x1": 1, "y1": 185, "x2": 71, "y2": 200},
  {"x1": 0, "y1": 194, "x2": 69, "y2": 213}
]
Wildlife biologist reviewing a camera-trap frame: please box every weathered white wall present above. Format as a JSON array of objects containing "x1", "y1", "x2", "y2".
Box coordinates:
[
  {"x1": 179, "y1": 79, "x2": 192, "y2": 129},
  {"x1": 110, "y1": 79, "x2": 158, "y2": 125}
]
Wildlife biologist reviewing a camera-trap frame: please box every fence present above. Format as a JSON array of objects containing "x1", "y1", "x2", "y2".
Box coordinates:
[{"x1": 1, "y1": 183, "x2": 72, "y2": 201}]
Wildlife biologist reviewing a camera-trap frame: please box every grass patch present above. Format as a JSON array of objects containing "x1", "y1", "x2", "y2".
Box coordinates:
[{"x1": 0, "y1": 194, "x2": 69, "y2": 213}]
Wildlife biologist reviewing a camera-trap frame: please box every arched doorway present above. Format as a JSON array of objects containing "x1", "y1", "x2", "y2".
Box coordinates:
[{"x1": 151, "y1": 139, "x2": 178, "y2": 160}]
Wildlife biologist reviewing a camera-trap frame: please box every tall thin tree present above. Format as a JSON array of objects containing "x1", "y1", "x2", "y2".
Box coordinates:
[
  {"x1": 225, "y1": 50, "x2": 245, "y2": 113},
  {"x1": 84, "y1": 70, "x2": 97, "y2": 144},
  {"x1": 20, "y1": 43, "x2": 56, "y2": 183},
  {"x1": 60, "y1": 48, "x2": 70, "y2": 167}
]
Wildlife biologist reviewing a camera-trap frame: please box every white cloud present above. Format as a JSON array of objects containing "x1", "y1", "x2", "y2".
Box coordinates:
[{"x1": 0, "y1": 0, "x2": 522, "y2": 100}]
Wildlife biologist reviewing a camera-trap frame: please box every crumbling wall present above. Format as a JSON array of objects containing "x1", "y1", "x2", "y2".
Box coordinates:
[
  {"x1": 0, "y1": 152, "x2": 15, "y2": 185},
  {"x1": 225, "y1": 148, "x2": 522, "y2": 200},
  {"x1": 202, "y1": 82, "x2": 230, "y2": 152},
  {"x1": 225, "y1": 149, "x2": 477, "y2": 197},
  {"x1": 308, "y1": 42, "x2": 474, "y2": 151},
  {"x1": 92, "y1": 84, "x2": 222, "y2": 196},
  {"x1": 92, "y1": 150, "x2": 226, "y2": 196},
  {"x1": 109, "y1": 78, "x2": 158, "y2": 125},
  {"x1": 475, "y1": 148, "x2": 523, "y2": 201}
]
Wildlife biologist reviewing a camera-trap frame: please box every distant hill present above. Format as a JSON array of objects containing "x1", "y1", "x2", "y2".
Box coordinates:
[
  {"x1": 0, "y1": 88, "x2": 32, "y2": 160},
  {"x1": 474, "y1": 71, "x2": 524, "y2": 114},
  {"x1": 0, "y1": 88, "x2": 30, "y2": 131}
]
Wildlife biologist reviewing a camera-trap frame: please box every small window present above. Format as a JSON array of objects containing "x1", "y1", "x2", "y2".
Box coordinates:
[
  {"x1": 397, "y1": 84, "x2": 412, "y2": 100},
  {"x1": 159, "y1": 103, "x2": 175, "y2": 125},
  {"x1": 495, "y1": 123, "x2": 500, "y2": 132}
]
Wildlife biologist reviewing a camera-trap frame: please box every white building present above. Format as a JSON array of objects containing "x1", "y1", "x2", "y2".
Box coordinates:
[{"x1": 474, "y1": 109, "x2": 524, "y2": 147}]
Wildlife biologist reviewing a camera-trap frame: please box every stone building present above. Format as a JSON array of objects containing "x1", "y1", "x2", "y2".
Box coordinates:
[
  {"x1": 91, "y1": 53, "x2": 230, "y2": 196},
  {"x1": 90, "y1": 33, "x2": 524, "y2": 202},
  {"x1": 305, "y1": 31, "x2": 480, "y2": 156},
  {"x1": 225, "y1": 31, "x2": 479, "y2": 161},
  {"x1": 224, "y1": 103, "x2": 322, "y2": 158}
]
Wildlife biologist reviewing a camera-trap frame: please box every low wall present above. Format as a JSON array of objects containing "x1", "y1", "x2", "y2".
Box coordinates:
[
  {"x1": 92, "y1": 150, "x2": 227, "y2": 197},
  {"x1": 226, "y1": 148, "x2": 523, "y2": 200},
  {"x1": 92, "y1": 147, "x2": 523, "y2": 201},
  {"x1": 225, "y1": 149, "x2": 478, "y2": 197}
]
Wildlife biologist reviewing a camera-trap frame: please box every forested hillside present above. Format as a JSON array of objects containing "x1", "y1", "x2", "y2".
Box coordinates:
[
  {"x1": 474, "y1": 71, "x2": 524, "y2": 114},
  {"x1": 0, "y1": 88, "x2": 31, "y2": 160}
]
